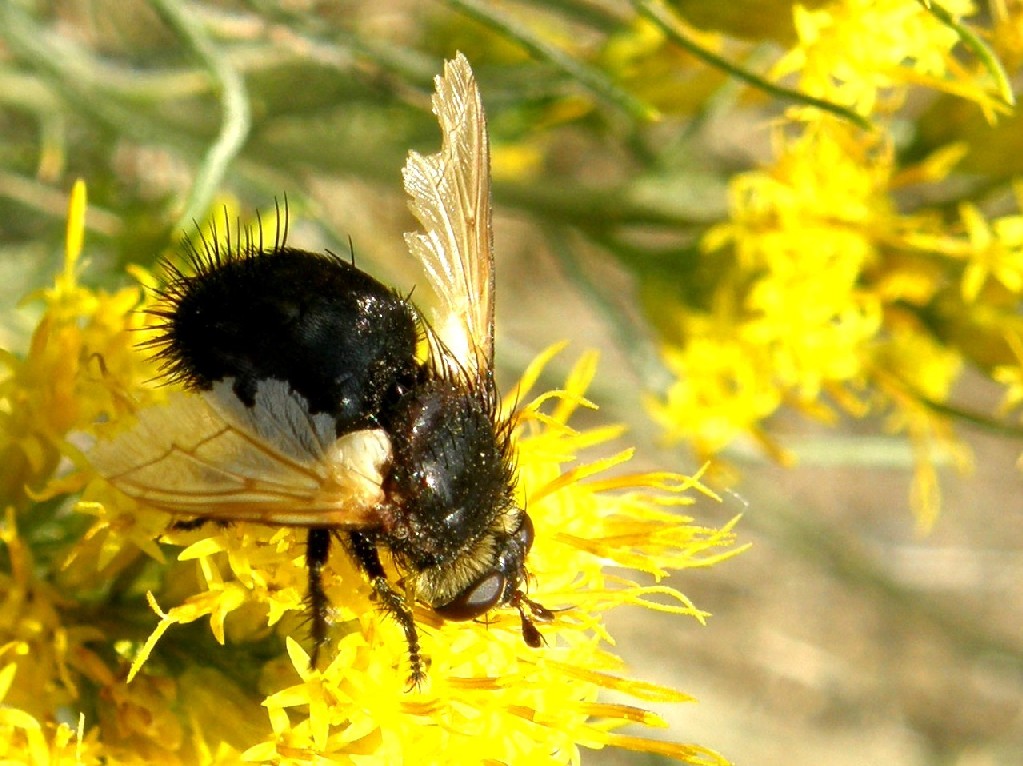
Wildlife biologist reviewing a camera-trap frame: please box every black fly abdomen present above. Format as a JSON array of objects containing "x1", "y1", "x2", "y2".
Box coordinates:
[{"x1": 152, "y1": 245, "x2": 419, "y2": 431}]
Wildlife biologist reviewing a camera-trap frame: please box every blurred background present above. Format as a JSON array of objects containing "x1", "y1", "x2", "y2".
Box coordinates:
[{"x1": 1, "y1": 1, "x2": 1022, "y2": 763}]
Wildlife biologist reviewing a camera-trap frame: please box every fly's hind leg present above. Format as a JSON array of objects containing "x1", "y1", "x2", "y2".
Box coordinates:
[{"x1": 305, "y1": 527, "x2": 332, "y2": 667}]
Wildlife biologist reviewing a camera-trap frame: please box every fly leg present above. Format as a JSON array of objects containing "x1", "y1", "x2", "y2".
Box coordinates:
[{"x1": 348, "y1": 531, "x2": 425, "y2": 688}]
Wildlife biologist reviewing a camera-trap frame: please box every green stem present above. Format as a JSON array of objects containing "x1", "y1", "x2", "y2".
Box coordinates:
[
  {"x1": 913, "y1": 391, "x2": 1023, "y2": 439},
  {"x1": 633, "y1": 0, "x2": 873, "y2": 131},
  {"x1": 149, "y1": 0, "x2": 252, "y2": 231},
  {"x1": 446, "y1": 0, "x2": 658, "y2": 121},
  {"x1": 0, "y1": 5, "x2": 167, "y2": 137},
  {"x1": 494, "y1": 179, "x2": 709, "y2": 230},
  {"x1": 916, "y1": 0, "x2": 1015, "y2": 107},
  {"x1": 0, "y1": 171, "x2": 122, "y2": 236}
]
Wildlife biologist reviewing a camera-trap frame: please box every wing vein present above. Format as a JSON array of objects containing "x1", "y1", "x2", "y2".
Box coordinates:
[{"x1": 402, "y1": 53, "x2": 495, "y2": 381}]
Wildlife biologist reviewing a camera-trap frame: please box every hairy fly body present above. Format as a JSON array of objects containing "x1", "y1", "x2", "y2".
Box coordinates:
[{"x1": 89, "y1": 54, "x2": 550, "y2": 685}]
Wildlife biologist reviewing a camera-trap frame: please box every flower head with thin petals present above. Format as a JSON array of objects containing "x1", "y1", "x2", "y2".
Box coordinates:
[{"x1": 0, "y1": 185, "x2": 740, "y2": 764}]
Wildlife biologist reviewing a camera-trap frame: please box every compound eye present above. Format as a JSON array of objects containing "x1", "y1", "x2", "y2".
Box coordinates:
[{"x1": 435, "y1": 571, "x2": 506, "y2": 620}]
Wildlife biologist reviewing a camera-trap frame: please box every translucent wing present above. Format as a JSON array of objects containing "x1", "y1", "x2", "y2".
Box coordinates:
[
  {"x1": 89, "y1": 379, "x2": 390, "y2": 527},
  {"x1": 403, "y1": 52, "x2": 495, "y2": 379}
]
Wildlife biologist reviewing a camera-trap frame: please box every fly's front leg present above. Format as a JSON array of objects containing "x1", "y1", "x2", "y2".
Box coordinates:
[{"x1": 348, "y1": 531, "x2": 424, "y2": 687}]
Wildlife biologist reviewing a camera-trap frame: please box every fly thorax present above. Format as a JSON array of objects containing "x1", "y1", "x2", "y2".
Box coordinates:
[{"x1": 382, "y1": 379, "x2": 514, "y2": 569}]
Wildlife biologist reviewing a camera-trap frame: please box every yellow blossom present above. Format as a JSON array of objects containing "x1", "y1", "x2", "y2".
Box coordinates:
[
  {"x1": 0, "y1": 186, "x2": 740, "y2": 763},
  {"x1": 645, "y1": 0, "x2": 1020, "y2": 525},
  {"x1": 994, "y1": 331, "x2": 1023, "y2": 416},
  {"x1": 775, "y1": 0, "x2": 979, "y2": 115},
  {"x1": 0, "y1": 181, "x2": 156, "y2": 512},
  {"x1": 959, "y1": 203, "x2": 1023, "y2": 301},
  {"x1": 648, "y1": 330, "x2": 781, "y2": 456}
]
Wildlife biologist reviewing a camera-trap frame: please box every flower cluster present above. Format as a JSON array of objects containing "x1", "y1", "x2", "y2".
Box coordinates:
[
  {"x1": 637, "y1": 0, "x2": 1022, "y2": 527},
  {"x1": 0, "y1": 183, "x2": 740, "y2": 763}
]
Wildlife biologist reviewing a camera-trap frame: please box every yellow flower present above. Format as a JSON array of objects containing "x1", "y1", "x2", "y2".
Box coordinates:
[
  {"x1": 869, "y1": 324, "x2": 970, "y2": 530},
  {"x1": 0, "y1": 187, "x2": 741, "y2": 763},
  {"x1": 0, "y1": 181, "x2": 156, "y2": 512},
  {"x1": 958, "y1": 203, "x2": 1023, "y2": 302},
  {"x1": 994, "y1": 331, "x2": 1023, "y2": 421},
  {"x1": 658, "y1": 123, "x2": 887, "y2": 451},
  {"x1": 648, "y1": 328, "x2": 782, "y2": 457},
  {"x1": 644, "y1": 1, "x2": 1019, "y2": 525},
  {"x1": 774, "y1": 0, "x2": 979, "y2": 114}
]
